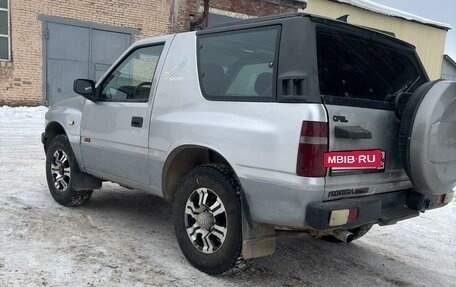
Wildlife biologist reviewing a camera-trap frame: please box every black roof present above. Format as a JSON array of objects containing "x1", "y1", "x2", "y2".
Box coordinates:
[
  {"x1": 206, "y1": 12, "x2": 306, "y2": 30},
  {"x1": 444, "y1": 54, "x2": 456, "y2": 67},
  {"x1": 200, "y1": 12, "x2": 414, "y2": 48}
]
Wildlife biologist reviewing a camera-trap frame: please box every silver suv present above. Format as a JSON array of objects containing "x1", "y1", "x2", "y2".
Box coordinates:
[{"x1": 42, "y1": 13, "x2": 456, "y2": 275}]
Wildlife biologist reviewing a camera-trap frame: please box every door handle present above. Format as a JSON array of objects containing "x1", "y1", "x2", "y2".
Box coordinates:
[
  {"x1": 131, "y1": 116, "x2": 143, "y2": 128},
  {"x1": 335, "y1": 126, "x2": 372, "y2": 139}
]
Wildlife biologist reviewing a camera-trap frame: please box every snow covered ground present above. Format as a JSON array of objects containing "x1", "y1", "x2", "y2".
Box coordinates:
[{"x1": 0, "y1": 106, "x2": 455, "y2": 287}]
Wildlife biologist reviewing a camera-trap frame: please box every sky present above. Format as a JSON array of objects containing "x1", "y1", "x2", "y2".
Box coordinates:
[{"x1": 374, "y1": 0, "x2": 456, "y2": 60}]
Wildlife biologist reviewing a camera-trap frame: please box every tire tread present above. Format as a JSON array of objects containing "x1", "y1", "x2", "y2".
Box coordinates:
[{"x1": 173, "y1": 163, "x2": 246, "y2": 275}]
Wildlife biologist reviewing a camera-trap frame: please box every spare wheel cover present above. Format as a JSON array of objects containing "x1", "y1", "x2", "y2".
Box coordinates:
[{"x1": 399, "y1": 80, "x2": 456, "y2": 195}]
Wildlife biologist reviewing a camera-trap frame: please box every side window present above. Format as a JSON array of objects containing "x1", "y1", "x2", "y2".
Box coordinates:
[
  {"x1": 100, "y1": 45, "x2": 164, "y2": 102},
  {"x1": 0, "y1": 0, "x2": 10, "y2": 60},
  {"x1": 198, "y1": 26, "x2": 280, "y2": 101},
  {"x1": 226, "y1": 63, "x2": 272, "y2": 96}
]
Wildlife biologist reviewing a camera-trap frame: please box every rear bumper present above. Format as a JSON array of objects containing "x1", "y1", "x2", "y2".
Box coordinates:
[
  {"x1": 239, "y1": 175, "x2": 325, "y2": 228},
  {"x1": 306, "y1": 189, "x2": 449, "y2": 231},
  {"x1": 241, "y1": 171, "x2": 450, "y2": 229}
]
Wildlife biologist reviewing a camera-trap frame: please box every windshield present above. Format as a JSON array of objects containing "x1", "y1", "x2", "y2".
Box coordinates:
[{"x1": 316, "y1": 29, "x2": 427, "y2": 103}]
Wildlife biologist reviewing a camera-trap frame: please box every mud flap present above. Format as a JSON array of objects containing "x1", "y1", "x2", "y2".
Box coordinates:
[
  {"x1": 72, "y1": 170, "x2": 102, "y2": 191},
  {"x1": 241, "y1": 193, "x2": 276, "y2": 259}
]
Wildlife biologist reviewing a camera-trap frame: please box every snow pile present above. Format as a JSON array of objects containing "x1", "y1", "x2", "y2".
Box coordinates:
[
  {"x1": 0, "y1": 105, "x2": 48, "y2": 120},
  {"x1": 334, "y1": 0, "x2": 451, "y2": 30}
]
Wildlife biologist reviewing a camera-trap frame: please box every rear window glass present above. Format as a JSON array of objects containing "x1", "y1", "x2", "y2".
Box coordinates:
[
  {"x1": 197, "y1": 26, "x2": 280, "y2": 101},
  {"x1": 317, "y1": 30, "x2": 426, "y2": 103}
]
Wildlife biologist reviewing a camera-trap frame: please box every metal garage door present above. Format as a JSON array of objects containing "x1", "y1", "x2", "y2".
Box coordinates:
[{"x1": 45, "y1": 21, "x2": 131, "y2": 106}]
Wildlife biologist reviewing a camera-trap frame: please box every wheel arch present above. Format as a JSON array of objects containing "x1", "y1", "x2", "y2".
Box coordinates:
[
  {"x1": 44, "y1": 121, "x2": 67, "y2": 152},
  {"x1": 162, "y1": 145, "x2": 239, "y2": 201}
]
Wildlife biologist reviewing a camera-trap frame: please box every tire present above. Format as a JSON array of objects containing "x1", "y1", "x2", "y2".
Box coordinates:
[
  {"x1": 397, "y1": 80, "x2": 456, "y2": 196},
  {"x1": 45, "y1": 134, "x2": 93, "y2": 206},
  {"x1": 173, "y1": 164, "x2": 244, "y2": 275},
  {"x1": 320, "y1": 224, "x2": 373, "y2": 243},
  {"x1": 397, "y1": 80, "x2": 441, "y2": 177}
]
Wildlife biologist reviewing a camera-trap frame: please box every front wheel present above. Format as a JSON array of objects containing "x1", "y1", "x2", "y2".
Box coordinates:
[
  {"x1": 45, "y1": 135, "x2": 93, "y2": 206},
  {"x1": 173, "y1": 164, "x2": 244, "y2": 275}
]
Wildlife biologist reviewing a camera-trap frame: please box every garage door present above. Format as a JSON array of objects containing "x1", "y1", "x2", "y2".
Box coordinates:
[{"x1": 45, "y1": 21, "x2": 132, "y2": 106}]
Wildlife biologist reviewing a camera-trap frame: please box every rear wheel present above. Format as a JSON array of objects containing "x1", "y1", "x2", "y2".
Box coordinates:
[
  {"x1": 45, "y1": 135, "x2": 93, "y2": 206},
  {"x1": 173, "y1": 164, "x2": 244, "y2": 275}
]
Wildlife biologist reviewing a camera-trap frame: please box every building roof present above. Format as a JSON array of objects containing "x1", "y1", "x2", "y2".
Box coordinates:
[
  {"x1": 444, "y1": 54, "x2": 456, "y2": 67},
  {"x1": 330, "y1": 0, "x2": 451, "y2": 30}
]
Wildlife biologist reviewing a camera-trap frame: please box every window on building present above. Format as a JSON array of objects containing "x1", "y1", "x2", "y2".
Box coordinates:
[
  {"x1": 0, "y1": 0, "x2": 9, "y2": 60},
  {"x1": 197, "y1": 26, "x2": 280, "y2": 101},
  {"x1": 99, "y1": 44, "x2": 164, "y2": 102}
]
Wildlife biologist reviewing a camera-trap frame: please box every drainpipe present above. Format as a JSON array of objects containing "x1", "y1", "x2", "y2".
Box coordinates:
[{"x1": 171, "y1": 0, "x2": 178, "y2": 33}]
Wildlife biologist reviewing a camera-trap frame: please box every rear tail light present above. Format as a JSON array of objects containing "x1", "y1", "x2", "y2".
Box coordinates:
[
  {"x1": 348, "y1": 208, "x2": 359, "y2": 221},
  {"x1": 296, "y1": 121, "x2": 328, "y2": 177}
]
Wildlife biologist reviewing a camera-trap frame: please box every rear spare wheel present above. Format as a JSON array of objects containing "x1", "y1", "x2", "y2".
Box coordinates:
[{"x1": 398, "y1": 80, "x2": 456, "y2": 195}]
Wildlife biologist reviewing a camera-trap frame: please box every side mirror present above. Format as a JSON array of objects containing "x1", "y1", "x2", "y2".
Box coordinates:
[{"x1": 73, "y1": 79, "x2": 96, "y2": 100}]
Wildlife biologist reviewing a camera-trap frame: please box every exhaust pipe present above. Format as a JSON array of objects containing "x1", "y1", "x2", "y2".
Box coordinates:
[{"x1": 332, "y1": 230, "x2": 354, "y2": 243}]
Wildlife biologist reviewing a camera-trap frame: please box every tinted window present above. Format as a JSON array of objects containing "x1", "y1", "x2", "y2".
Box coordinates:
[
  {"x1": 317, "y1": 30, "x2": 425, "y2": 104},
  {"x1": 100, "y1": 45, "x2": 164, "y2": 102},
  {"x1": 0, "y1": 0, "x2": 7, "y2": 9},
  {"x1": 198, "y1": 26, "x2": 280, "y2": 101}
]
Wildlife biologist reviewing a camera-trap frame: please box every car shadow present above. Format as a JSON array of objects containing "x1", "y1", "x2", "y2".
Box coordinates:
[{"x1": 77, "y1": 184, "x2": 422, "y2": 286}]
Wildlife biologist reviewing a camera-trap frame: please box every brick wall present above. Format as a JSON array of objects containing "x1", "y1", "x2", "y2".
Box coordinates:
[
  {"x1": 177, "y1": 0, "x2": 301, "y2": 31},
  {"x1": 0, "y1": 0, "x2": 172, "y2": 106},
  {"x1": 0, "y1": 0, "x2": 303, "y2": 106}
]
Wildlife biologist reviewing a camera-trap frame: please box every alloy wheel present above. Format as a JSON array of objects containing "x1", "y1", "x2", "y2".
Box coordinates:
[
  {"x1": 51, "y1": 149, "x2": 71, "y2": 192},
  {"x1": 184, "y1": 187, "x2": 228, "y2": 254}
]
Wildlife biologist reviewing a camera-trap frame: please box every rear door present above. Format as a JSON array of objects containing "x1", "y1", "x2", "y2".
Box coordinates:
[{"x1": 316, "y1": 28, "x2": 428, "y2": 200}]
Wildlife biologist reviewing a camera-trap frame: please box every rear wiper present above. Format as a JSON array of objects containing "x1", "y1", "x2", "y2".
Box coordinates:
[{"x1": 386, "y1": 76, "x2": 421, "y2": 101}]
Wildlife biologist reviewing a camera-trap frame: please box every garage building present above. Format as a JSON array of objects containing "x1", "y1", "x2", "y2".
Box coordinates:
[
  {"x1": 303, "y1": 0, "x2": 451, "y2": 80},
  {"x1": 0, "y1": 0, "x2": 450, "y2": 106},
  {"x1": 0, "y1": 0, "x2": 306, "y2": 106}
]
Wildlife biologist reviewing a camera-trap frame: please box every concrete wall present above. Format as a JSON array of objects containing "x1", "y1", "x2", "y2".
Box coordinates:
[
  {"x1": 0, "y1": 0, "x2": 172, "y2": 106},
  {"x1": 303, "y1": 0, "x2": 448, "y2": 80}
]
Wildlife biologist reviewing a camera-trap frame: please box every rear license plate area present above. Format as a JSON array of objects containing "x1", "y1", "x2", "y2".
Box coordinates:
[{"x1": 325, "y1": 150, "x2": 385, "y2": 175}]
